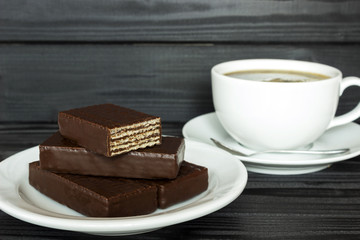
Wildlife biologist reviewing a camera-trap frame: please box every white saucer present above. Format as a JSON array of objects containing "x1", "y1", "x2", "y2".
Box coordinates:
[
  {"x1": 0, "y1": 139, "x2": 247, "y2": 236},
  {"x1": 182, "y1": 112, "x2": 360, "y2": 175}
]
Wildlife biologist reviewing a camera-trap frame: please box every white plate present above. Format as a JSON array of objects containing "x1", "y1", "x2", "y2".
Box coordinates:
[
  {"x1": 0, "y1": 139, "x2": 247, "y2": 236},
  {"x1": 183, "y1": 112, "x2": 360, "y2": 175}
]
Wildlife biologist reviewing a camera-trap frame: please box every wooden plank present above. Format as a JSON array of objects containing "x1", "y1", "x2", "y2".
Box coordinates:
[
  {"x1": 0, "y1": 0, "x2": 359, "y2": 42},
  {"x1": 0, "y1": 43, "x2": 359, "y2": 123}
]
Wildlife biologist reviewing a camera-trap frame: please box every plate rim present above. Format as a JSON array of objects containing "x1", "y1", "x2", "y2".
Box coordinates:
[{"x1": 0, "y1": 139, "x2": 248, "y2": 234}]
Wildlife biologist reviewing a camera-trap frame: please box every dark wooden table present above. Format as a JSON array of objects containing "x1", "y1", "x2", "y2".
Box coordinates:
[{"x1": 1, "y1": 0, "x2": 360, "y2": 239}]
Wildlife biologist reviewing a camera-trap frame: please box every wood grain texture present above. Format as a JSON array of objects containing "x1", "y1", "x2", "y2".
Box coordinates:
[
  {"x1": 1, "y1": 43, "x2": 359, "y2": 123},
  {"x1": 0, "y1": 0, "x2": 359, "y2": 42}
]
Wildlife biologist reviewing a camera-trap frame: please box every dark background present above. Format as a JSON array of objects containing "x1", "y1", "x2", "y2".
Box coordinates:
[{"x1": 1, "y1": 0, "x2": 360, "y2": 239}]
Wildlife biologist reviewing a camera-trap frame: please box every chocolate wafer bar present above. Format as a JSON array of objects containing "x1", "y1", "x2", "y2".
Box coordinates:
[
  {"x1": 40, "y1": 132, "x2": 184, "y2": 179},
  {"x1": 58, "y1": 104, "x2": 161, "y2": 157},
  {"x1": 29, "y1": 161, "x2": 158, "y2": 217},
  {"x1": 139, "y1": 161, "x2": 209, "y2": 209},
  {"x1": 29, "y1": 161, "x2": 208, "y2": 217}
]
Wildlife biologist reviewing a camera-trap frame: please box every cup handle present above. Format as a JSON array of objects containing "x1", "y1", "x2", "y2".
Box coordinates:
[{"x1": 327, "y1": 76, "x2": 360, "y2": 129}]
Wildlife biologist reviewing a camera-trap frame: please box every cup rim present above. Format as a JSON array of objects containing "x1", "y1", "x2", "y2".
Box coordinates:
[{"x1": 211, "y1": 59, "x2": 342, "y2": 83}]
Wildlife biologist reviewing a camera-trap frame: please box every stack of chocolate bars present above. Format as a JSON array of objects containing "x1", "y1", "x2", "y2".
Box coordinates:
[{"x1": 29, "y1": 104, "x2": 208, "y2": 217}]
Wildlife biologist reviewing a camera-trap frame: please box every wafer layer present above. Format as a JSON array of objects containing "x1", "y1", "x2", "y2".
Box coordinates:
[
  {"x1": 40, "y1": 132, "x2": 184, "y2": 179},
  {"x1": 58, "y1": 104, "x2": 161, "y2": 157},
  {"x1": 29, "y1": 161, "x2": 158, "y2": 217}
]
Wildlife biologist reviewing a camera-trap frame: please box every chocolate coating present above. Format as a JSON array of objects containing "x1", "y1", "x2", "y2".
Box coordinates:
[
  {"x1": 29, "y1": 161, "x2": 158, "y2": 217},
  {"x1": 29, "y1": 161, "x2": 208, "y2": 217},
  {"x1": 139, "y1": 161, "x2": 209, "y2": 209},
  {"x1": 58, "y1": 104, "x2": 161, "y2": 157},
  {"x1": 40, "y1": 132, "x2": 184, "y2": 179}
]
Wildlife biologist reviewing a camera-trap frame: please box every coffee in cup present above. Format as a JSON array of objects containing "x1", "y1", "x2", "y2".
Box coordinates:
[
  {"x1": 225, "y1": 69, "x2": 330, "y2": 82},
  {"x1": 211, "y1": 59, "x2": 360, "y2": 150}
]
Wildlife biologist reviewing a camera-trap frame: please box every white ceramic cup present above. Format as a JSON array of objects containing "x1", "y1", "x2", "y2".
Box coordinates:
[{"x1": 211, "y1": 59, "x2": 360, "y2": 150}]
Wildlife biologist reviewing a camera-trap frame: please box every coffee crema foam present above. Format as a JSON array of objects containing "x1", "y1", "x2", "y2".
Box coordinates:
[{"x1": 225, "y1": 69, "x2": 330, "y2": 82}]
